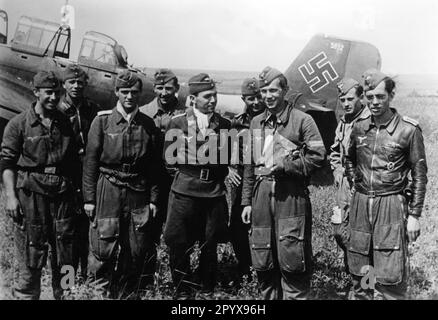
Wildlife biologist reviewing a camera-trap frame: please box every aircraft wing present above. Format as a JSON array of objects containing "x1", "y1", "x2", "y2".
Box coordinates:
[{"x1": 0, "y1": 71, "x2": 34, "y2": 121}]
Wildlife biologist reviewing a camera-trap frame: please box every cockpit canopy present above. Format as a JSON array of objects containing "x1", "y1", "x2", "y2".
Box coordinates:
[
  {"x1": 11, "y1": 16, "x2": 70, "y2": 58},
  {"x1": 0, "y1": 10, "x2": 7, "y2": 44},
  {"x1": 78, "y1": 31, "x2": 128, "y2": 71}
]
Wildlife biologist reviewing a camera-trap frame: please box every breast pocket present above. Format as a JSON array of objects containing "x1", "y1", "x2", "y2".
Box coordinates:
[
  {"x1": 23, "y1": 136, "x2": 48, "y2": 164},
  {"x1": 102, "y1": 131, "x2": 124, "y2": 161},
  {"x1": 130, "y1": 126, "x2": 150, "y2": 159},
  {"x1": 382, "y1": 143, "x2": 404, "y2": 164}
]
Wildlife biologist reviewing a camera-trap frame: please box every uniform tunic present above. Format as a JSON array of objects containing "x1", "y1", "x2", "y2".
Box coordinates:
[
  {"x1": 163, "y1": 107, "x2": 231, "y2": 295},
  {"x1": 82, "y1": 106, "x2": 160, "y2": 297},
  {"x1": 0, "y1": 103, "x2": 79, "y2": 299},
  {"x1": 58, "y1": 95, "x2": 99, "y2": 278},
  {"x1": 329, "y1": 106, "x2": 370, "y2": 253},
  {"x1": 241, "y1": 104, "x2": 326, "y2": 300},
  {"x1": 345, "y1": 109, "x2": 427, "y2": 299}
]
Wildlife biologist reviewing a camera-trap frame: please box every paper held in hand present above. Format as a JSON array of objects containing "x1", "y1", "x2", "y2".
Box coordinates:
[{"x1": 255, "y1": 132, "x2": 298, "y2": 174}]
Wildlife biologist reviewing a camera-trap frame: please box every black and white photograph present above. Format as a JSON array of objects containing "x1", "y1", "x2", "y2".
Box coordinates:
[{"x1": 0, "y1": 0, "x2": 437, "y2": 305}]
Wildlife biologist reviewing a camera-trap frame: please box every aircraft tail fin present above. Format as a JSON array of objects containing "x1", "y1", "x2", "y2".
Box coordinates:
[{"x1": 284, "y1": 33, "x2": 381, "y2": 114}]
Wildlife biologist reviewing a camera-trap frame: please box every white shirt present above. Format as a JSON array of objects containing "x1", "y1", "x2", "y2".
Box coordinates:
[
  {"x1": 116, "y1": 101, "x2": 138, "y2": 123},
  {"x1": 193, "y1": 107, "x2": 212, "y2": 136}
]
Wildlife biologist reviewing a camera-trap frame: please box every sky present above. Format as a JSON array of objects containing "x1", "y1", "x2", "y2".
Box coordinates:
[{"x1": 1, "y1": 0, "x2": 437, "y2": 75}]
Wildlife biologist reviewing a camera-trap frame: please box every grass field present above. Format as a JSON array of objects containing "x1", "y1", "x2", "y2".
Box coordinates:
[{"x1": 1, "y1": 95, "x2": 438, "y2": 300}]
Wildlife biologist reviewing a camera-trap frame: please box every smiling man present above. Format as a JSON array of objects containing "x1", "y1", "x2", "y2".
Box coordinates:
[
  {"x1": 329, "y1": 78, "x2": 370, "y2": 277},
  {"x1": 83, "y1": 70, "x2": 161, "y2": 298},
  {"x1": 163, "y1": 73, "x2": 231, "y2": 299},
  {"x1": 241, "y1": 66, "x2": 326, "y2": 300},
  {"x1": 345, "y1": 69, "x2": 428, "y2": 300},
  {"x1": 0, "y1": 71, "x2": 80, "y2": 299}
]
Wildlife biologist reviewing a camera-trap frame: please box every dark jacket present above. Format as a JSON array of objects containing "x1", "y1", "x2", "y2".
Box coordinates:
[
  {"x1": 0, "y1": 102, "x2": 79, "y2": 195},
  {"x1": 58, "y1": 95, "x2": 100, "y2": 157},
  {"x1": 330, "y1": 106, "x2": 371, "y2": 176},
  {"x1": 163, "y1": 107, "x2": 231, "y2": 198},
  {"x1": 241, "y1": 104, "x2": 326, "y2": 206},
  {"x1": 345, "y1": 109, "x2": 427, "y2": 217},
  {"x1": 230, "y1": 111, "x2": 252, "y2": 176},
  {"x1": 82, "y1": 107, "x2": 160, "y2": 205}
]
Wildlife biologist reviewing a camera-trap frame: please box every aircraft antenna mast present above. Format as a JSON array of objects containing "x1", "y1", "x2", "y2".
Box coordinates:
[{"x1": 61, "y1": 0, "x2": 75, "y2": 30}]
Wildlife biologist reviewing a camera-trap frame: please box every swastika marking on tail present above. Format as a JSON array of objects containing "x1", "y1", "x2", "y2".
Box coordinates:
[{"x1": 298, "y1": 52, "x2": 339, "y2": 93}]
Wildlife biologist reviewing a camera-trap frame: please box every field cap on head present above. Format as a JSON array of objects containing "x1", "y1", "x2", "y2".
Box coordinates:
[
  {"x1": 63, "y1": 64, "x2": 88, "y2": 82},
  {"x1": 337, "y1": 78, "x2": 359, "y2": 96},
  {"x1": 115, "y1": 70, "x2": 141, "y2": 89},
  {"x1": 154, "y1": 68, "x2": 177, "y2": 85},
  {"x1": 362, "y1": 69, "x2": 388, "y2": 91},
  {"x1": 241, "y1": 78, "x2": 260, "y2": 96},
  {"x1": 33, "y1": 71, "x2": 61, "y2": 89},
  {"x1": 188, "y1": 73, "x2": 216, "y2": 95},
  {"x1": 258, "y1": 66, "x2": 285, "y2": 87}
]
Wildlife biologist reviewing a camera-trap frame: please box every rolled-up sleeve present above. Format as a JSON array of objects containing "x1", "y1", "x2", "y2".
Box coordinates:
[{"x1": 0, "y1": 117, "x2": 22, "y2": 174}]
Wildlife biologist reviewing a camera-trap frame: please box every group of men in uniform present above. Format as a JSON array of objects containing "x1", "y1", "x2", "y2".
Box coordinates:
[{"x1": 0, "y1": 60, "x2": 427, "y2": 300}]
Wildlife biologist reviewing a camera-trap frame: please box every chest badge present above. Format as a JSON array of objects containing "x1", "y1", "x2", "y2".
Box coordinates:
[
  {"x1": 107, "y1": 133, "x2": 119, "y2": 139},
  {"x1": 387, "y1": 162, "x2": 395, "y2": 170}
]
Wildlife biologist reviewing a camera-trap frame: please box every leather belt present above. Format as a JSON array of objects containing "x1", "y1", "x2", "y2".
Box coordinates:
[
  {"x1": 20, "y1": 166, "x2": 61, "y2": 175},
  {"x1": 101, "y1": 163, "x2": 140, "y2": 174},
  {"x1": 179, "y1": 166, "x2": 223, "y2": 181},
  {"x1": 355, "y1": 185, "x2": 404, "y2": 198}
]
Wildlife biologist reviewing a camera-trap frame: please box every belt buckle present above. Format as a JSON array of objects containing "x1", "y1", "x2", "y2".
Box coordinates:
[
  {"x1": 122, "y1": 164, "x2": 131, "y2": 173},
  {"x1": 200, "y1": 168, "x2": 210, "y2": 181},
  {"x1": 44, "y1": 167, "x2": 56, "y2": 174},
  {"x1": 368, "y1": 190, "x2": 376, "y2": 198}
]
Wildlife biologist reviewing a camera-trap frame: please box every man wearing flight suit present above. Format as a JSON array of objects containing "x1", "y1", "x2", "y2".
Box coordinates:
[
  {"x1": 345, "y1": 69, "x2": 427, "y2": 300},
  {"x1": 228, "y1": 78, "x2": 265, "y2": 285},
  {"x1": 139, "y1": 69, "x2": 186, "y2": 284},
  {"x1": 241, "y1": 67, "x2": 326, "y2": 300},
  {"x1": 0, "y1": 71, "x2": 79, "y2": 300},
  {"x1": 329, "y1": 78, "x2": 370, "y2": 273},
  {"x1": 83, "y1": 70, "x2": 160, "y2": 298},
  {"x1": 163, "y1": 73, "x2": 231, "y2": 298},
  {"x1": 58, "y1": 64, "x2": 100, "y2": 280}
]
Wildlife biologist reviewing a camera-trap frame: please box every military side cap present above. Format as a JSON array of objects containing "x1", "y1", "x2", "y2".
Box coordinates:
[
  {"x1": 258, "y1": 66, "x2": 285, "y2": 87},
  {"x1": 33, "y1": 71, "x2": 60, "y2": 89},
  {"x1": 337, "y1": 78, "x2": 359, "y2": 96},
  {"x1": 241, "y1": 78, "x2": 260, "y2": 96},
  {"x1": 63, "y1": 64, "x2": 88, "y2": 82},
  {"x1": 154, "y1": 68, "x2": 177, "y2": 85},
  {"x1": 362, "y1": 69, "x2": 388, "y2": 91},
  {"x1": 115, "y1": 70, "x2": 142, "y2": 89},
  {"x1": 188, "y1": 73, "x2": 216, "y2": 94}
]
